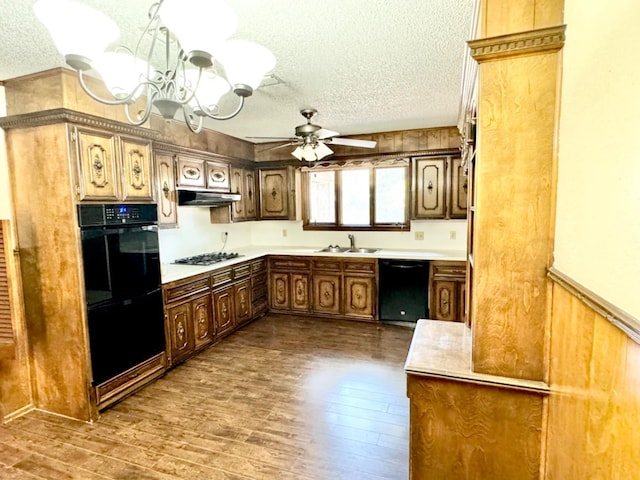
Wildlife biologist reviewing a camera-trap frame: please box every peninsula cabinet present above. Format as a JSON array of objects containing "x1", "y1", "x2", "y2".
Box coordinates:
[
  {"x1": 429, "y1": 260, "x2": 466, "y2": 322},
  {"x1": 74, "y1": 126, "x2": 154, "y2": 202},
  {"x1": 412, "y1": 155, "x2": 466, "y2": 220}
]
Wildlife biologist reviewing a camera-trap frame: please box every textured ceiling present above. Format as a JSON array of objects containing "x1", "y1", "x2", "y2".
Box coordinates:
[{"x1": 0, "y1": 0, "x2": 475, "y2": 142}]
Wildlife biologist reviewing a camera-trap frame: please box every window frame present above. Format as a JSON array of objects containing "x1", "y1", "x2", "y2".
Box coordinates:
[{"x1": 302, "y1": 163, "x2": 410, "y2": 231}]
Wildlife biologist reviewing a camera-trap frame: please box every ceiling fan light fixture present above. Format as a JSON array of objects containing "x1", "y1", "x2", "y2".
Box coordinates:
[{"x1": 292, "y1": 143, "x2": 333, "y2": 161}]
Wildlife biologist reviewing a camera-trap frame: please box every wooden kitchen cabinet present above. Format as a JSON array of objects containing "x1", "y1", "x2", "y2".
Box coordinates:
[
  {"x1": 154, "y1": 151, "x2": 178, "y2": 227},
  {"x1": 75, "y1": 127, "x2": 154, "y2": 203},
  {"x1": 412, "y1": 155, "x2": 466, "y2": 219},
  {"x1": 176, "y1": 155, "x2": 205, "y2": 188},
  {"x1": 429, "y1": 260, "x2": 466, "y2": 322},
  {"x1": 291, "y1": 274, "x2": 311, "y2": 311},
  {"x1": 192, "y1": 294, "x2": 214, "y2": 350},
  {"x1": 268, "y1": 256, "x2": 311, "y2": 312},
  {"x1": 230, "y1": 166, "x2": 258, "y2": 222},
  {"x1": 259, "y1": 167, "x2": 295, "y2": 220},
  {"x1": 234, "y1": 279, "x2": 253, "y2": 325},
  {"x1": 251, "y1": 258, "x2": 268, "y2": 316},
  {"x1": 312, "y1": 274, "x2": 341, "y2": 315},
  {"x1": 344, "y1": 275, "x2": 376, "y2": 319},
  {"x1": 213, "y1": 285, "x2": 235, "y2": 337}
]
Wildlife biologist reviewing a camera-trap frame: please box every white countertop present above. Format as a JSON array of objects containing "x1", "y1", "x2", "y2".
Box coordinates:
[{"x1": 161, "y1": 245, "x2": 466, "y2": 284}]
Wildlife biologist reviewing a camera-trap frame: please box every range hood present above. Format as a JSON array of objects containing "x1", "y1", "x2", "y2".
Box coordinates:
[{"x1": 177, "y1": 189, "x2": 241, "y2": 206}]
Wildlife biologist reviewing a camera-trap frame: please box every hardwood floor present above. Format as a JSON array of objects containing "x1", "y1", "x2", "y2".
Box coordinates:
[{"x1": 0, "y1": 314, "x2": 414, "y2": 480}]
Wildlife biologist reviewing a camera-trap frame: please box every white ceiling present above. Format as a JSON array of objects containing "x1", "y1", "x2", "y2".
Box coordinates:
[{"x1": 0, "y1": 0, "x2": 475, "y2": 142}]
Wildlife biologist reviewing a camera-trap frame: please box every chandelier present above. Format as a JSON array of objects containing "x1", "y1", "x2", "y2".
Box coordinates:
[{"x1": 34, "y1": 0, "x2": 276, "y2": 133}]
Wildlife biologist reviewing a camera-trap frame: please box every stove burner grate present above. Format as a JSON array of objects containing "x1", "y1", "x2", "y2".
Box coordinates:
[{"x1": 173, "y1": 252, "x2": 241, "y2": 266}]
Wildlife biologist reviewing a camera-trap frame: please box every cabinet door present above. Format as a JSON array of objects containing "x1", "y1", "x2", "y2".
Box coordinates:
[
  {"x1": 230, "y1": 166, "x2": 245, "y2": 220},
  {"x1": 192, "y1": 294, "x2": 213, "y2": 350},
  {"x1": 155, "y1": 153, "x2": 178, "y2": 227},
  {"x1": 176, "y1": 156, "x2": 206, "y2": 188},
  {"x1": 213, "y1": 286, "x2": 235, "y2": 337},
  {"x1": 120, "y1": 137, "x2": 154, "y2": 201},
  {"x1": 291, "y1": 273, "x2": 310, "y2": 312},
  {"x1": 344, "y1": 276, "x2": 375, "y2": 319},
  {"x1": 234, "y1": 279, "x2": 252, "y2": 325},
  {"x1": 458, "y1": 281, "x2": 467, "y2": 324},
  {"x1": 413, "y1": 156, "x2": 446, "y2": 219},
  {"x1": 206, "y1": 161, "x2": 230, "y2": 192},
  {"x1": 76, "y1": 128, "x2": 119, "y2": 201},
  {"x1": 269, "y1": 272, "x2": 290, "y2": 310},
  {"x1": 166, "y1": 302, "x2": 194, "y2": 365},
  {"x1": 449, "y1": 156, "x2": 468, "y2": 219},
  {"x1": 244, "y1": 169, "x2": 257, "y2": 220},
  {"x1": 431, "y1": 280, "x2": 458, "y2": 322},
  {"x1": 312, "y1": 274, "x2": 341, "y2": 315},
  {"x1": 260, "y1": 169, "x2": 290, "y2": 219}
]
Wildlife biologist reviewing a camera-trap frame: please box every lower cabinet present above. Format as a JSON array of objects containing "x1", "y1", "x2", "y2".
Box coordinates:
[
  {"x1": 270, "y1": 256, "x2": 377, "y2": 321},
  {"x1": 163, "y1": 259, "x2": 267, "y2": 368},
  {"x1": 429, "y1": 261, "x2": 466, "y2": 322}
]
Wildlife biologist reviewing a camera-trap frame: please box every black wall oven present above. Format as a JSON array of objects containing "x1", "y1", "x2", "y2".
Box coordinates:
[{"x1": 78, "y1": 204, "x2": 165, "y2": 386}]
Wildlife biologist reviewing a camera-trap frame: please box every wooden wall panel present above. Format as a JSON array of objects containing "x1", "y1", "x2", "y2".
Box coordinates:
[
  {"x1": 481, "y1": 0, "x2": 564, "y2": 37},
  {"x1": 471, "y1": 51, "x2": 560, "y2": 381},
  {"x1": 545, "y1": 284, "x2": 640, "y2": 479},
  {"x1": 407, "y1": 375, "x2": 544, "y2": 479}
]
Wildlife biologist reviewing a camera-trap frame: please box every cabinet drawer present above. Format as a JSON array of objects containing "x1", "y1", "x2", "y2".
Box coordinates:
[
  {"x1": 233, "y1": 263, "x2": 251, "y2": 279},
  {"x1": 251, "y1": 258, "x2": 267, "y2": 274},
  {"x1": 211, "y1": 268, "x2": 233, "y2": 287},
  {"x1": 431, "y1": 261, "x2": 466, "y2": 278},
  {"x1": 313, "y1": 259, "x2": 342, "y2": 271},
  {"x1": 95, "y1": 352, "x2": 166, "y2": 409},
  {"x1": 343, "y1": 260, "x2": 377, "y2": 274},
  {"x1": 269, "y1": 257, "x2": 311, "y2": 271},
  {"x1": 164, "y1": 276, "x2": 209, "y2": 303}
]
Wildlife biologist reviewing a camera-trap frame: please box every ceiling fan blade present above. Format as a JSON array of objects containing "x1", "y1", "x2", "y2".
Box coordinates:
[
  {"x1": 325, "y1": 137, "x2": 377, "y2": 148},
  {"x1": 315, "y1": 128, "x2": 340, "y2": 140},
  {"x1": 267, "y1": 142, "x2": 298, "y2": 151}
]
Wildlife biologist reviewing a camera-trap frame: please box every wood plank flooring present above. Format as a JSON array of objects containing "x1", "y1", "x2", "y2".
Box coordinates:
[{"x1": 0, "y1": 314, "x2": 414, "y2": 480}]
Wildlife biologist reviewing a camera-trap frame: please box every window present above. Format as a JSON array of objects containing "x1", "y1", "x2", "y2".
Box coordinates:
[{"x1": 303, "y1": 163, "x2": 409, "y2": 230}]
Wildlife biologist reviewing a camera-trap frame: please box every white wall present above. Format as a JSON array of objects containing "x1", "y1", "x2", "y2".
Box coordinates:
[
  {"x1": 554, "y1": 0, "x2": 640, "y2": 318},
  {"x1": 158, "y1": 207, "x2": 467, "y2": 262}
]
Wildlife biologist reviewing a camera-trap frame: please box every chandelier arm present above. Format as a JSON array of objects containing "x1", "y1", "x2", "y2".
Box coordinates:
[
  {"x1": 78, "y1": 70, "x2": 134, "y2": 106},
  {"x1": 183, "y1": 108, "x2": 204, "y2": 134},
  {"x1": 202, "y1": 95, "x2": 246, "y2": 121}
]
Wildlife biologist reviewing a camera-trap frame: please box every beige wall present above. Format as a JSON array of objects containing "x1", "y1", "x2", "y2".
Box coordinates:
[{"x1": 554, "y1": 0, "x2": 640, "y2": 318}]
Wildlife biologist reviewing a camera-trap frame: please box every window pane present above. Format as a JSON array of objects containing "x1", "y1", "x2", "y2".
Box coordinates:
[
  {"x1": 341, "y1": 170, "x2": 370, "y2": 226},
  {"x1": 375, "y1": 167, "x2": 406, "y2": 224},
  {"x1": 308, "y1": 171, "x2": 336, "y2": 223}
]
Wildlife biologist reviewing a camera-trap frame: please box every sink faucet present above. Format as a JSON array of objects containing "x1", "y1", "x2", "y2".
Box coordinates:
[{"x1": 348, "y1": 234, "x2": 356, "y2": 250}]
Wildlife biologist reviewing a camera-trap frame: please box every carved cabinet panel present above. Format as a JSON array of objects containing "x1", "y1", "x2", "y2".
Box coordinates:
[
  {"x1": 154, "y1": 152, "x2": 177, "y2": 227},
  {"x1": 176, "y1": 156, "x2": 206, "y2": 188},
  {"x1": 429, "y1": 260, "x2": 466, "y2": 322},
  {"x1": 76, "y1": 128, "x2": 119, "y2": 201},
  {"x1": 234, "y1": 279, "x2": 252, "y2": 325},
  {"x1": 206, "y1": 161, "x2": 230, "y2": 192},
  {"x1": 344, "y1": 276, "x2": 375, "y2": 319},
  {"x1": 432, "y1": 280, "x2": 457, "y2": 322},
  {"x1": 120, "y1": 137, "x2": 153, "y2": 201},
  {"x1": 413, "y1": 156, "x2": 446, "y2": 219},
  {"x1": 213, "y1": 285, "x2": 235, "y2": 337},
  {"x1": 312, "y1": 274, "x2": 341, "y2": 315},
  {"x1": 450, "y1": 156, "x2": 468, "y2": 219},
  {"x1": 166, "y1": 302, "x2": 195, "y2": 366},
  {"x1": 269, "y1": 272, "x2": 290, "y2": 310},
  {"x1": 290, "y1": 273, "x2": 310, "y2": 312},
  {"x1": 244, "y1": 169, "x2": 257, "y2": 219},
  {"x1": 192, "y1": 294, "x2": 213, "y2": 350},
  {"x1": 259, "y1": 168, "x2": 292, "y2": 219},
  {"x1": 230, "y1": 166, "x2": 245, "y2": 220}
]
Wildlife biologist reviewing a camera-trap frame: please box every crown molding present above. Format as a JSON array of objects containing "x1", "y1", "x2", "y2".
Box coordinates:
[
  {"x1": 469, "y1": 25, "x2": 566, "y2": 63},
  {"x1": 0, "y1": 108, "x2": 161, "y2": 141}
]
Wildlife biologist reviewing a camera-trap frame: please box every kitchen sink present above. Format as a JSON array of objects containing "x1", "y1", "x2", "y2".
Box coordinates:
[
  {"x1": 346, "y1": 248, "x2": 379, "y2": 254},
  {"x1": 316, "y1": 245, "x2": 350, "y2": 253}
]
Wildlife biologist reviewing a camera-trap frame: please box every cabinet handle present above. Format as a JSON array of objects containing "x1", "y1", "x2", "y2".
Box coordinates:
[
  {"x1": 162, "y1": 181, "x2": 170, "y2": 199},
  {"x1": 271, "y1": 187, "x2": 278, "y2": 199},
  {"x1": 427, "y1": 180, "x2": 433, "y2": 192}
]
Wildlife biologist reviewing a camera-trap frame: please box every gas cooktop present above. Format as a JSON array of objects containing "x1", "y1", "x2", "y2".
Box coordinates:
[{"x1": 173, "y1": 252, "x2": 241, "y2": 266}]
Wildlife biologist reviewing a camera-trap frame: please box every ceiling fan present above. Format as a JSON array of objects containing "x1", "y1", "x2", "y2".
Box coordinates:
[{"x1": 248, "y1": 108, "x2": 377, "y2": 161}]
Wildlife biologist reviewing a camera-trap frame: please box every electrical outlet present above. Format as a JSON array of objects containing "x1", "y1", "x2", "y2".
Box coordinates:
[
  {"x1": 282, "y1": 229, "x2": 288, "y2": 237},
  {"x1": 415, "y1": 231, "x2": 424, "y2": 240},
  {"x1": 221, "y1": 231, "x2": 228, "y2": 242},
  {"x1": 450, "y1": 230, "x2": 457, "y2": 240}
]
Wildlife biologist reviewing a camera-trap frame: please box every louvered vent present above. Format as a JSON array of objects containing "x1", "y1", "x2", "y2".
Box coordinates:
[{"x1": 0, "y1": 221, "x2": 15, "y2": 358}]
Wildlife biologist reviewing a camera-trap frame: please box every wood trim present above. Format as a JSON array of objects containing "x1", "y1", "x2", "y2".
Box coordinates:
[
  {"x1": 548, "y1": 267, "x2": 640, "y2": 344},
  {"x1": 152, "y1": 141, "x2": 254, "y2": 166},
  {"x1": 0, "y1": 220, "x2": 15, "y2": 359},
  {"x1": 469, "y1": 25, "x2": 566, "y2": 63}
]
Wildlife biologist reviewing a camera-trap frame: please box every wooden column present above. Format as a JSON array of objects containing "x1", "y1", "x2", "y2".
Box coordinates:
[{"x1": 469, "y1": 5, "x2": 565, "y2": 380}]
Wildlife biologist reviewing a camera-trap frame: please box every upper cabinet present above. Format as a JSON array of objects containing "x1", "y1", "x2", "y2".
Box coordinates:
[
  {"x1": 175, "y1": 155, "x2": 230, "y2": 192},
  {"x1": 74, "y1": 126, "x2": 154, "y2": 203},
  {"x1": 154, "y1": 151, "x2": 178, "y2": 227},
  {"x1": 230, "y1": 166, "x2": 257, "y2": 222},
  {"x1": 259, "y1": 167, "x2": 296, "y2": 220},
  {"x1": 412, "y1": 155, "x2": 466, "y2": 220}
]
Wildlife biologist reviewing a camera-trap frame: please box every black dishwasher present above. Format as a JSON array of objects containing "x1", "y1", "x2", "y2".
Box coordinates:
[{"x1": 378, "y1": 260, "x2": 429, "y2": 322}]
